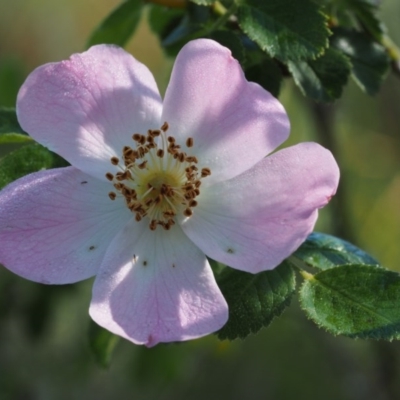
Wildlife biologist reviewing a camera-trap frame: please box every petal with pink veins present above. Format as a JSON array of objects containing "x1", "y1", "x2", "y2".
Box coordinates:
[
  {"x1": 90, "y1": 221, "x2": 228, "y2": 347},
  {"x1": 162, "y1": 39, "x2": 290, "y2": 185},
  {"x1": 17, "y1": 45, "x2": 162, "y2": 181},
  {"x1": 180, "y1": 143, "x2": 340, "y2": 273},
  {"x1": 0, "y1": 167, "x2": 132, "y2": 283}
]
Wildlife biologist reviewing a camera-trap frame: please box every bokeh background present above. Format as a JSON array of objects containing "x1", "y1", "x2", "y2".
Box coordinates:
[{"x1": 1, "y1": 0, "x2": 400, "y2": 399}]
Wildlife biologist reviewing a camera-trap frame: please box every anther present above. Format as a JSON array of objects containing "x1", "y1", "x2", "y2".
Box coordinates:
[
  {"x1": 149, "y1": 220, "x2": 157, "y2": 231},
  {"x1": 201, "y1": 167, "x2": 211, "y2": 177},
  {"x1": 161, "y1": 121, "x2": 169, "y2": 132},
  {"x1": 110, "y1": 156, "x2": 119, "y2": 165},
  {"x1": 186, "y1": 137, "x2": 194, "y2": 147},
  {"x1": 135, "y1": 213, "x2": 142, "y2": 222},
  {"x1": 186, "y1": 156, "x2": 198, "y2": 163},
  {"x1": 138, "y1": 161, "x2": 147, "y2": 170},
  {"x1": 132, "y1": 133, "x2": 141, "y2": 141},
  {"x1": 189, "y1": 200, "x2": 198, "y2": 207},
  {"x1": 178, "y1": 153, "x2": 186, "y2": 163},
  {"x1": 157, "y1": 149, "x2": 164, "y2": 158},
  {"x1": 183, "y1": 208, "x2": 193, "y2": 217},
  {"x1": 151, "y1": 129, "x2": 161, "y2": 137},
  {"x1": 108, "y1": 192, "x2": 116, "y2": 200},
  {"x1": 105, "y1": 172, "x2": 114, "y2": 181},
  {"x1": 167, "y1": 136, "x2": 175, "y2": 143}
]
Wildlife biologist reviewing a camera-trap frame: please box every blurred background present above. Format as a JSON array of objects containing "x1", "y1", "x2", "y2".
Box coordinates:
[{"x1": 0, "y1": 0, "x2": 400, "y2": 399}]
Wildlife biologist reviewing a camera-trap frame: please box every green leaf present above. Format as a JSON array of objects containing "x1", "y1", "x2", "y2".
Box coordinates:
[
  {"x1": 288, "y1": 47, "x2": 351, "y2": 102},
  {"x1": 89, "y1": 320, "x2": 120, "y2": 368},
  {"x1": 216, "y1": 261, "x2": 296, "y2": 340},
  {"x1": 300, "y1": 264, "x2": 400, "y2": 340},
  {"x1": 347, "y1": 0, "x2": 385, "y2": 40},
  {"x1": 245, "y1": 56, "x2": 283, "y2": 97},
  {"x1": 147, "y1": 4, "x2": 184, "y2": 39},
  {"x1": 0, "y1": 143, "x2": 67, "y2": 189},
  {"x1": 331, "y1": 28, "x2": 390, "y2": 95},
  {"x1": 189, "y1": 0, "x2": 214, "y2": 5},
  {"x1": 0, "y1": 133, "x2": 32, "y2": 145},
  {"x1": 293, "y1": 232, "x2": 378, "y2": 271},
  {"x1": 237, "y1": 0, "x2": 330, "y2": 62},
  {"x1": 0, "y1": 107, "x2": 26, "y2": 134},
  {"x1": 209, "y1": 30, "x2": 245, "y2": 63},
  {"x1": 86, "y1": 0, "x2": 143, "y2": 48}
]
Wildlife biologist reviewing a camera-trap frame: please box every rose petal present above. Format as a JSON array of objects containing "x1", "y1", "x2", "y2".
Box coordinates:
[
  {"x1": 180, "y1": 143, "x2": 340, "y2": 273},
  {"x1": 90, "y1": 221, "x2": 228, "y2": 346},
  {"x1": 0, "y1": 167, "x2": 131, "y2": 283},
  {"x1": 17, "y1": 45, "x2": 162, "y2": 181},
  {"x1": 162, "y1": 39, "x2": 290, "y2": 185}
]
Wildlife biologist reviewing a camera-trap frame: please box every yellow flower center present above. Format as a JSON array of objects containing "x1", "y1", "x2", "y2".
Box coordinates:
[{"x1": 106, "y1": 122, "x2": 211, "y2": 231}]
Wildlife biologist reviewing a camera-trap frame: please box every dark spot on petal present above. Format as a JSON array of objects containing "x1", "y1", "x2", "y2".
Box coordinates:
[
  {"x1": 81, "y1": 181, "x2": 88, "y2": 184},
  {"x1": 172, "y1": 264, "x2": 175, "y2": 268},
  {"x1": 227, "y1": 248, "x2": 234, "y2": 254},
  {"x1": 143, "y1": 260, "x2": 147, "y2": 266},
  {"x1": 89, "y1": 245, "x2": 96, "y2": 251}
]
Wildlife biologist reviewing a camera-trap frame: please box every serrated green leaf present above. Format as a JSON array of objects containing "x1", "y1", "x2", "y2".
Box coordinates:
[
  {"x1": 293, "y1": 232, "x2": 378, "y2": 271},
  {"x1": 300, "y1": 264, "x2": 400, "y2": 340},
  {"x1": 331, "y1": 28, "x2": 390, "y2": 95},
  {"x1": 237, "y1": 0, "x2": 330, "y2": 62},
  {"x1": 86, "y1": 0, "x2": 143, "y2": 48},
  {"x1": 89, "y1": 320, "x2": 119, "y2": 368},
  {"x1": 216, "y1": 262, "x2": 296, "y2": 340},
  {"x1": 0, "y1": 144, "x2": 67, "y2": 189},
  {"x1": 288, "y1": 47, "x2": 351, "y2": 102}
]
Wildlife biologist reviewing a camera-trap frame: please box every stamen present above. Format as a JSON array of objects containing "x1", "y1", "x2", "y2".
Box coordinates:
[
  {"x1": 201, "y1": 167, "x2": 211, "y2": 177},
  {"x1": 110, "y1": 156, "x2": 119, "y2": 165},
  {"x1": 108, "y1": 121, "x2": 212, "y2": 230},
  {"x1": 105, "y1": 172, "x2": 114, "y2": 181}
]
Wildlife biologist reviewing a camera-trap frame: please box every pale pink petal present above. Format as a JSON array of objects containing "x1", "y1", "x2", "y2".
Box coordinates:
[
  {"x1": 0, "y1": 167, "x2": 132, "y2": 283},
  {"x1": 90, "y1": 221, "x2": 228, "y2": 346},
  {"x1": 17, "y1": 45, "x2": 162, "y2": 181},
  {"x1": 180, "y1": 143, "x2": 340, "y2": 273},
  {"x1": 162, "y1": 39, "x2": 290, "y2": 185}
]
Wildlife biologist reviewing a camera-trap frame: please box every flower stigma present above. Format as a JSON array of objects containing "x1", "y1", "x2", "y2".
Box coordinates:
[{"x1": 106, "y1": 122, "x2": 211, "y2": 231}]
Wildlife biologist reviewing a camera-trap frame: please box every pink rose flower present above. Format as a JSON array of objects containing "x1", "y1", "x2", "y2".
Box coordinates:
[{"x1": 0, "y1": 40, "x2": 339, "y2": 346}]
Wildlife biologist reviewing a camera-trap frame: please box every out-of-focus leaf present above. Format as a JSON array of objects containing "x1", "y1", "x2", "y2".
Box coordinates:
[
  {"x1": 288, "y1": 47, "x2": 351, "y2": 102},
  {"x1": 331, "y1": 28, "x2": 390, "y2": 95},
  {"x1": 216, "y1": 261, "x2": 296, "y2": 340},
  {"x1": 0, "y1": 107, "x2": 26, "y2": 134},
  {"x1": 245, "y1": 56, "x2": 283, "y2": 97},
  {"x1": 189, "y1": 0, "x2": 214, "y2": 5},
  {"x1": 209, "y1": 30, "x2": 245, "y2": 63},
  {"x1": 89, "y1": 320, "x2": 120, "y2": 368},
  {"x1": 237, "y1": 0, "x2": 330, "y2": 62},
  {"x1": 300, "y1": 265, "x2": 400, "y2": 340},
  {"x1": 86, "y1": 0, "x2": 143, "y2": 48},
  {"x1": 293, "y1": 232, "x2": 379, "y2": 271},
  {"x1": 148, "y1": 3, "x2": 184, "y2": 39},
  {"x1": 347, "y1": 0, "x2": 385, "y2": 40}
]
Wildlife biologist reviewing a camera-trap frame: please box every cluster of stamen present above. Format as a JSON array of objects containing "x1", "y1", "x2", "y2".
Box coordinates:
[{"x1": 106, "y1": 122, "x2": 211, "y2": 231}]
